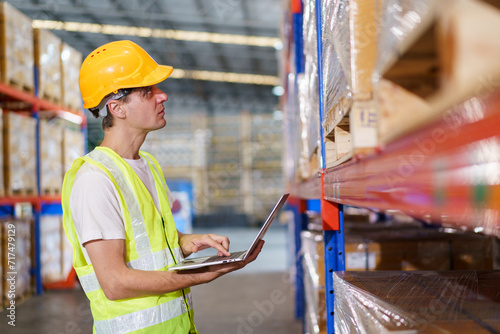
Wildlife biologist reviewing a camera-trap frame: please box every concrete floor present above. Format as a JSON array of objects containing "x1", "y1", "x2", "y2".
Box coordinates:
[{"x1": 0, "y1": 226, "x2": 302, "y2": 333}]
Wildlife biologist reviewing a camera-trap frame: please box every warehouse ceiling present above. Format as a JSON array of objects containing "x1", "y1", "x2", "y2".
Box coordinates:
[{"x1": 10, "y1": 0, "x2": 283, "y2": 116}]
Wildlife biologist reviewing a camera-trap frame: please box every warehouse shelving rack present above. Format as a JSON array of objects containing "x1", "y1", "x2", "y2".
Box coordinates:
[
  {"x1": 0, "y1": 79, "x2": 86, "y2": 295},
  {"x1": 286, "y1": 0, "x2": 500, "y2": 333}
]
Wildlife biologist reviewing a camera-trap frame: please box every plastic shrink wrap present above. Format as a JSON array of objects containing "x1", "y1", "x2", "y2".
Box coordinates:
[
  {"x1": 298, "y1": 0, "x2": 320, "y2": 177},
  {"x1": 376, "y1": 0, "x2": 437, "y2": 75},
  {"x1": 62, "y1": 128, "x2": 85, "y2": 174},
  {"x1": 40, "y1": 120, "x2": 63, "y2": 193},
  {"x1": 41, "y1": 215, "x2": 63, "y2": 284},
  {"x1": 302, "y1": 231, "x2": 327, "y2": 334},
  {"x1": 35, "y1": 29, "x2": 62, "y2": 103},
  {"x1": 2, "y1": 219, "x2": 32, "y2": 303},
  {"x1": 3, "y1": 112, "x2": 37, "y2": 195},
  {"x1": 334, "y1": 270, "x2": 500, "y2": 334},
  {"x1": 321, "y1": 0, "x2": 351, "y2": 130},
  {"x1": 61, "y1": 43, "x2": 83, "y2": 112},
  {"x1": 283, "y1": 70, "x2": 302, "y2": 185},
  {"x1": 0, "y1": 2, "x2": 34, "y2": 91}
]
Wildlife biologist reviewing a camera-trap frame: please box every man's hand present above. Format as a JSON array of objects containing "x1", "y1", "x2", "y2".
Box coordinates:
[
  {"x1": 178, "y1": 240, "x2": 265, "y2": 281},
  {"x1": 177, "y1": 232, "x2": 231, "y2": 257}
]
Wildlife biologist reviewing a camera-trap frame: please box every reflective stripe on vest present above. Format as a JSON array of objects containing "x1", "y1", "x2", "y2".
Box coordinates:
[
  {"x1": 80, "y1": 246, "x2": 185, "y2": 294},
  {"x1": 94, "y1": 296, "x2": 187, "y2": 334},
  {"x1": 87, "y1": 150, "x2": 153, "y2": 260}
]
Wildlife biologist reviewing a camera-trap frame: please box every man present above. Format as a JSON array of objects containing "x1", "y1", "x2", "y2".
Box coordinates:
[{"x1": 61, "y1": 40, "x2": 263, "y2": 334}]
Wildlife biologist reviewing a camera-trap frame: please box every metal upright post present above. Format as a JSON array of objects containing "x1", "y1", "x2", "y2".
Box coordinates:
[
  {"x1": 290, "y1": 197, "x2": 308, "y2": 321},
  {"x1": 33, "y1": 65, "x2": 43, "y2": 295},
  {"x1": 316, "y1": 0, "x2": 346, "y2": 332},
  {"x1": 322, "y1": 200, "x2": 345, "y2": 334}
]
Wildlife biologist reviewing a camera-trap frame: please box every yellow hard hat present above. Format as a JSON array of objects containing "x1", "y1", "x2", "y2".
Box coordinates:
[{"x1": 79, "y1": 40, "x2": 173, "y2": 109}]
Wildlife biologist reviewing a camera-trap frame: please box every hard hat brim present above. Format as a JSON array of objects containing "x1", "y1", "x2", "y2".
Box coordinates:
[{"x1": 145, "y1": 65, "x2": 174, "y2": 86}]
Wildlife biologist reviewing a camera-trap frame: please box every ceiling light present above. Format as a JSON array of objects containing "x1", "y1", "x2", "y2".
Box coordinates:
[
  {"x1": 272, "y1": 86, "x2": 285, "y2": 96},
  {"x1": 32, "y1": 20, "x2": 281, "y2": 48},
  {"x1": 171, "y1": 69, "x2": 279, "y2": 86}
]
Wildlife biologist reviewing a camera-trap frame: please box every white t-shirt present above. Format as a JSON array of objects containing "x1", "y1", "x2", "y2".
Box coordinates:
[{"x1": 70, "y1": 156, "x2": 175, "y2": 264}]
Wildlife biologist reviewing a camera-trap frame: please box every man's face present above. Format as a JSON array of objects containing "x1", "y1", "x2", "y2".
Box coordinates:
[{"x1": 122, "y1": 85, "x2": 169, "y2": 132}]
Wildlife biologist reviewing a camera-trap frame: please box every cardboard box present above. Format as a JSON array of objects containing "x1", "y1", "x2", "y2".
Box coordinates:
[
  {"x1": 60, "y1": 43, "x2": 83, "y2": 112},
  {"x1": 34, "y1": 29, "x2": 62, "y2": 103},
  {"x1": 0, "y1": 2, "x2": 34, "y2": 91},
  {"x1": 1, "y1": 219, "x2": 33, "y2": 306},
  {"x1": 40, "y1": 215, "x2": 63, "y2": 284},
  {"x1": 40, "y1": 120, "x2": 63, "y2": 194},
  {"x1": 3, "y1": 112, "x2": 37, "y2": 195},
  {"x1": 62, "y1": 128, "x2": 85, "y2": 175}
]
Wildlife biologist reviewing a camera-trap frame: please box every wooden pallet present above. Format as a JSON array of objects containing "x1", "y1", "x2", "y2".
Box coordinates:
[
  {"x1": 379, "y1": 0, "x2": 500, "y2": 144},
  {"x1": 39, "y1": 92, "x2": 62, "y2": 106},
  {"x1": 324, "y1": 100, "x2": 378, "y2": 168},
  {"x1": 6, "y1": 188, "x2": 36, "y2": 197},
  {"x1": 1, "y1": 79, "x2": 34, "y2": 95},
  {"x1": 41, "y1": 188, "x2": 61, "y2": 196},
  {"x1": 3, "y1": 290, "x2": 32, "y2": 309}
]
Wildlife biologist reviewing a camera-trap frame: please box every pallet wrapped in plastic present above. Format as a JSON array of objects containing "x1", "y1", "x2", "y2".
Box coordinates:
[
  {"x1": 40, "y1": 215, "x2": 63, "y2": 284},
  {"x1": 3, "y1": 112, "x2": 37, "y2": 195},
  {"x1": 333, "y1": 271, "x2": 500, "y2": 333},
  {"x1": 34, "y1": 29, "x2": 62, "y2": 103},
  {"x1": 298, "y1": 0, "x2": 321, "y2": 177},
  {"x1": 0, "y1": 1, "x2": 34, "y2": 91},
  {"x1": 2, "y1": 219, "x2": 33, "y2": 306},
  {"x1": 40, "y1": 120, "x2": 63, "y2": 194},
  {"x1": 376, "y1": 0, "x2": 438, "y2": 75},
  {"x1": 301, "y1": 230, "x2": 327, "y2": 334},
  {"x1": 60, "y1": 42, "x2": 83, "y2": 112},
  {"x1": 321, "y1": 0, "x2": 351, "y2": 128},
  {"x1": 62, "y1": 128, "x2": 85, "y2": 174}
]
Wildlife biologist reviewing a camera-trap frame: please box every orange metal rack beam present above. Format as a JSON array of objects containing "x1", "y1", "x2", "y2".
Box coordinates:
[{"x1": 323, "y1": 91, "x2": 500, "y2": 237}]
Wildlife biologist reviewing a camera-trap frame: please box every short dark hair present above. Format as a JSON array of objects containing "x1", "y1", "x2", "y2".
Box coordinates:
[{"x1": 89, "y1": 86, "x2": 154, "y2": 130}]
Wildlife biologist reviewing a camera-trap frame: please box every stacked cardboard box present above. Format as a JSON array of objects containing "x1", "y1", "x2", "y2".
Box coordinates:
[
  {"x1": 3, "y1": 112, "x2": 37, "y2": 195},
  {"x1": 40, "y1": 215, "x2": 63, "y2": 284},
  {"x1": 206, "y1": 115, "x2": 243, "y2": 213},
  {"x1": 0, "y1": 2, "x2": 34, "y2": 91},
  {"x1": 245, "y1": 114, "x2": 283, "y2": 221},
  {"x1": 298, "y1": 0, "x2": 320, "y2": 179},
  {"x1": 40, "y1": 120, "x2": 63, "y2": 194},
  {"x1": 34, "y1": 29, "x2": 63, "y2": 103},
  {"x1": 1, "y1": 219, "x2": 32, "y2": 307},
  {"x1": 320, "y1": 0, "x2": 379, "y2": 166},
  {"x1": 60, "y1": 43, "x2": 83, "y2": 112},
  {"x1": 62, "y1": 128, "x2": 85, "y2": 175}
]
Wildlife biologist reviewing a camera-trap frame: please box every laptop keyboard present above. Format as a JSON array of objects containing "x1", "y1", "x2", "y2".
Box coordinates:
[{"x1": 203, "y1": 250, "x2": 247, "y2": 263}]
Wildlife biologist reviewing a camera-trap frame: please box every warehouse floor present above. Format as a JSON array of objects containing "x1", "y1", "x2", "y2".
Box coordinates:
[{"x1": 0, "y1": 225, "x2": 302, "y2": 334}]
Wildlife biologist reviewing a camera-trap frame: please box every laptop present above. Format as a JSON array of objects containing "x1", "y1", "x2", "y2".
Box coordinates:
[{"x1": 168, "y1": 194, "x2": 290, "y2": 271}]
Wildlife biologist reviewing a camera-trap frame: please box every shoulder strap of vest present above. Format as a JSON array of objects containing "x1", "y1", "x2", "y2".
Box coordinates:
[{"x1": 140, "y1": 151, "x2": 169, "y2": 193}]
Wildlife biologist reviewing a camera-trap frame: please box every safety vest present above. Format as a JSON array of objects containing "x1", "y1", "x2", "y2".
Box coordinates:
[{"x1": 62, "y1": 147, "x2": 198, "y2": 334}]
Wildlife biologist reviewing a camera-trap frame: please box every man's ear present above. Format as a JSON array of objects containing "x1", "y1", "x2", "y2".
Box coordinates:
[{"x1": 107, "y1": 100, "x2": 126, "y2": 119}]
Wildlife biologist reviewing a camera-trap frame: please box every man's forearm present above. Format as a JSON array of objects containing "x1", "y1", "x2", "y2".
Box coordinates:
[{"x1": 102, "y1": 265, "x2": 217, "y2": 301}]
